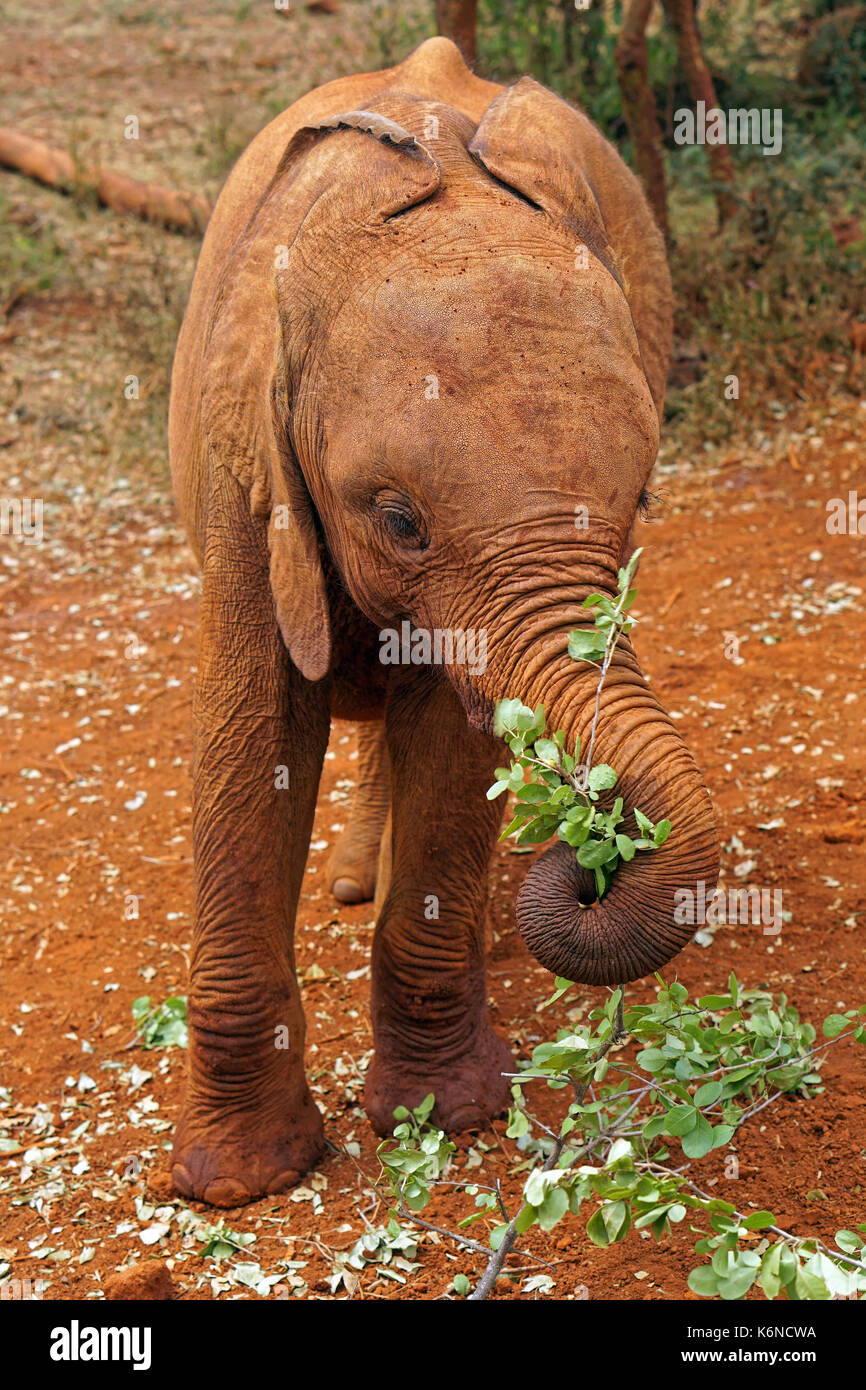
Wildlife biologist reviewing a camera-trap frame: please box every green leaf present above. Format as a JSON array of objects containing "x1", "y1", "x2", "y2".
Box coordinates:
[
  {"x1": 538, "y1": 1187, "x2": 569, "y2": 1231},
  {"x1": 505, "y1": 1107, "x2": 531, "y2": 1139},
  {"x1": 499, "y1": 814, "x2": 526, "y2": 841},
  {"x1": 414, "y1": 1093, "x2": 435, "y2": 1123},
  {"x1": 615, "y1": 833, "x2": 636, "y2": 862},
  {"x1": 534, "y1": 739, "x2": 561, "y2": 766},
  {"x1": 577, "y1": 837, "x2": 618, "y2": 869},
  {"x1": 586, "y1": 1208, "x2": 610, "y2": 1248},
  {"x1": 694, "y1": 1080, "x2": 723, "y2": 1107},
  {"x1": 516, "y1": 783, "x2": 553, "y2": 804},
  {"x1": 743, "y1": 1211, "x2": 777, "y2": 1230},
  {"x1": 681, "y1": 1114, "x2": 714, "y2": 1159},
  {"x1": 653, "y1": 819, "x2": 672, "y2": 846},
  {"x1": 636, "y1": 1047, "x2": 667, "y2": 1073},
  {"x1": 760, "y1": 1243, "x2": 783, "y2": 1300},
  {"x1": 490, "y1": 1223, "x2": 512, "y2": 1249},
  {"x1": 567, "y1": 629, "x2": 606, "y2": 662},
  {"x1": 717, "y1": 1262, "x2": 760, "y2": 1301},
  {"x1": 618, "y1": 546, "x2": 643, "y2": 592},
  {"x1": 642, "y1": 1114, "x2": 668, "y2": 1140},
  {"x1": 493, "y1": 699, "x2": 527, "y2": 736},
  {"x1": 540, "y1": 977, "x2": 574, "y2": 1009},
  {"x1": 687, "y1": 1265, "x2": 720, "y2": 1297},
  {"x1": 514, "y1": 1206, "x2": 536, "y2": 1236},
  {"x1": 587, "y1": 764, "x2": 617, "y2": 792},
  {"x1": 664, "y1": 1105, "x2": 698, "y2": 1137},
  {"x1": 822, "y1": 1013, "x2": 850, "y2": 1039},
  {"x1": 601, "y1": 1201, "x2": 630, "y2": 1243},
  {"x1": 516, "y1": 819, "x2": 560, "y2": 845},
  {"x1": 711, "y1": 1124, "x2": 736, "y2": 1149},
  {"x1": 559, "y1": 819, "x2": 591, "y2": 848}
]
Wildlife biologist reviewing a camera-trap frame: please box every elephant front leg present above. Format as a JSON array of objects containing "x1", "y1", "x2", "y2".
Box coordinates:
[
  {"x1": 365, "y1": 668, "x2": 513, "y2": 1137},
  {"x1": 171, "y1": 479, "x2": 330, "y2": 1207}
]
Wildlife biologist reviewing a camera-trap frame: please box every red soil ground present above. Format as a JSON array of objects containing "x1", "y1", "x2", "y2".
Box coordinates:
[{"x1": 2, "y1": 377, "x2": 864, "y2": 1300}]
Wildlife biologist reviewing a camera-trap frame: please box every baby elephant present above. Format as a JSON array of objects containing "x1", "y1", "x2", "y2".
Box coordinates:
[{"x1": 168, "y1": 37, "x2": 718, "y2": 1205}]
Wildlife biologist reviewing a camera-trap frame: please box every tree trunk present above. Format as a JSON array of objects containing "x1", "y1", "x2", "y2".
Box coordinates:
[
  {"x1": 614, "y1": 0, "x2": 669, "y2": 238},
  {"x1": 435, "y1": 0, "x2": 478, "y2": 64},
  {"x1": 662, "y1": 0, "x2": 736, "y2": 223}
]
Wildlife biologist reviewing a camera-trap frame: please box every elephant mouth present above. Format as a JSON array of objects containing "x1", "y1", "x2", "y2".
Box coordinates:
[{"x1": 448, "y1": 670, "x2": 498, "y2": 737}]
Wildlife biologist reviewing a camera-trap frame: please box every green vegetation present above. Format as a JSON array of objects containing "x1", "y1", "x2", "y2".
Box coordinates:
[
  {"x1": 489, "y1": 549, "x2": 670, "y2": 899},
  {"x1": 376, "y1": 974, "x2": 866, "y2": 1299},
  {"x1": 131, "y1": 994, "x2": 188, "y2": 1049}
]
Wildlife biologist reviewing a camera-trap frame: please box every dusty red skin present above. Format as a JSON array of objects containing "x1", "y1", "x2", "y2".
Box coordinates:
[{"x1": 167, "y1": 36, "x2": 716, "y2": 1205}]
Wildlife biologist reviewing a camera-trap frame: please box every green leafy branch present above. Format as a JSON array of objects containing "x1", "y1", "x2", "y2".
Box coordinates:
[
  {"x1": 131, "y1": 994, "x2": 188, "y2": 1049},
  {"x1": 374, "y1": 976, "x2": 866, "y2": 1301},
  {"x1": 488, "y1": 549, "x2": 670, "y2": 898}
]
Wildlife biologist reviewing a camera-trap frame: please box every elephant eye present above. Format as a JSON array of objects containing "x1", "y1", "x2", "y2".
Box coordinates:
[{"x1": 374, "y1": 492, "x2": 427, "y2": 549}]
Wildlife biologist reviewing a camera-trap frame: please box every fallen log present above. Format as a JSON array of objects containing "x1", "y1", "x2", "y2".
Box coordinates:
[{"x1": 0, "y1": 127, "x2": 211, "y2": 235}]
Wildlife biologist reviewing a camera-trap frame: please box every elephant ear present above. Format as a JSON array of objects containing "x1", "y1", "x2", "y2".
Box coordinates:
[
  {"x1": 469, "y1": 77, "x2": 672, "y2": 417},
  {"x1": 201, "y1": 110, "x2": 441, "y2": 682}
]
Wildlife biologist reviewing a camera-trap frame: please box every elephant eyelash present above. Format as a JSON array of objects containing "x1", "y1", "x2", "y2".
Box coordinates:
[
  {"x1": 638, "y1": 488, "x2": 662, "y2": 521},
  {"x1": 375, "y1": 497, "x2": 429, "y2": 550}
]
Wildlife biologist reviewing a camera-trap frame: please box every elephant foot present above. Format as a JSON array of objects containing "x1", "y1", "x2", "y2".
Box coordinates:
[
  {"x1": 171, "y1": 1096, "x2": 326, "y2": 1207},
  {"x1": 364, "y1": 1028, "x2": 514, "y2": 1137},
  {"x1": 327, "y1": 828, "x2": 381, "y2": 904}
]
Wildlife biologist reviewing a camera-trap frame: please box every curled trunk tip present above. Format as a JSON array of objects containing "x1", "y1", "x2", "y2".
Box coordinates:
[{"x1": 515, "y1": 818, "x2": 720, "y2": 986}]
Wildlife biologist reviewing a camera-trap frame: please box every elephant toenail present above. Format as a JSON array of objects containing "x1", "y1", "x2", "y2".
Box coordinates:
[
  {"x1": 203, "y1": 1177, "x2": 252, "y2": 1207},
  {"x1": 171, "y1": 1164, "x2": 193, "y2": 1198},
  {"x1": 331, "y1": 876, "x2": 366, "y2": 904}
]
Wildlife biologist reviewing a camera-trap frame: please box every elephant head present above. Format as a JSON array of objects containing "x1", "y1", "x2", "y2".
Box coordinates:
[{"x1": 200, "y1": 76, "x2": 719, "y2": 988}]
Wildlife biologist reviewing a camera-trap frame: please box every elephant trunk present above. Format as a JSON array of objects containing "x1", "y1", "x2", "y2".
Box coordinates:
[{"x1": 478, "y1": 642, "x2": 719, "y2": 987}]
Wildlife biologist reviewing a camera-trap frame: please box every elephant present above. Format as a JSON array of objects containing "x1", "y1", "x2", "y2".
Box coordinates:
[{"x1": 168, "y1": 35, "x2": 719, "y2": 1207}]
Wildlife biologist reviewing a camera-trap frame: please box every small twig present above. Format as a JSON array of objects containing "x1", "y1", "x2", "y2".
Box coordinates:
[
  {"x1": 658, "y1": 586, "x2": 682, "y2": 620},
  {"x1": 398, "y1": 1207, "x2": 551, "y2": 1268}
]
